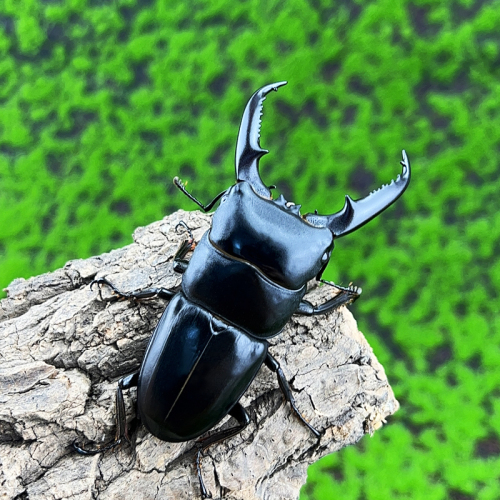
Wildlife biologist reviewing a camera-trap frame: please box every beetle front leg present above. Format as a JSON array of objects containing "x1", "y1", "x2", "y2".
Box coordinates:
[
  {"x1": 265, "y1": 352, "x2": 321, "y2": 438},
  {"x1": 295, "y1": 283, "x2": 362, "y2": 316},
  {"x1": 73, "y1": 371, "x2": 139, "y2": 455},
  {"x1": 172, "y1": 221, "x2": 196, "y2": 274},
  {"x1": 195, "y1": 403, "x2": 250, "y2": 499}
]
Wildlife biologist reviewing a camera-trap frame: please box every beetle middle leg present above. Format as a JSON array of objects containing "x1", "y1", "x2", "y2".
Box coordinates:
[
  {"x1": 265, "y1": 352, "x2": 321, "y2": 438},
  {"x1": 295, "y1": 282, "x2": 362, "y2": 316},
  {"x1": 73, "y1": 371, "x2": 139, "y2": 455},
  {"x1": 195, "y1": 403, "x2": 250, "y2": 498}
]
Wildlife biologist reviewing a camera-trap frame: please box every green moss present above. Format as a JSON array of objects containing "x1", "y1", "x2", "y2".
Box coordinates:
[{"x1": 0, "y1": 0, "x2": 499, "y2": 497}]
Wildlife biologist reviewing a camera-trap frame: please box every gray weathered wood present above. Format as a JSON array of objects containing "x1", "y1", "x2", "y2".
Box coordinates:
[{"x1": 0, "y1": 210, "x2": 399, "y2": 500}]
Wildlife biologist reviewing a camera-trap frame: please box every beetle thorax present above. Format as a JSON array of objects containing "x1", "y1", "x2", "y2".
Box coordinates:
[{"x1": 209, "y1": 182, "x2": 333, "y2": 290}]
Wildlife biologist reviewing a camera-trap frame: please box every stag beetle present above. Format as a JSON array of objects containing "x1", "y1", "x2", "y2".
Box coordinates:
[{"x1": 74, "y1": 81, "x2": 411, "y2": 498}]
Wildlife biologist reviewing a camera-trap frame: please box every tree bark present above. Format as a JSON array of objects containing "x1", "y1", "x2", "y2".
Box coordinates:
[{"x1": 0, "y1": 210, "x2": 399, "y2": 500}]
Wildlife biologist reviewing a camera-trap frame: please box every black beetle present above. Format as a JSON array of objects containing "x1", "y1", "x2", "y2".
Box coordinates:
[{"x1": 74, "y1": 81, "x2": 411, "y2": 498}]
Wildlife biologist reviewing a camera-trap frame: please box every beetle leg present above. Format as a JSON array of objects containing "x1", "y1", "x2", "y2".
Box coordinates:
[
  {"x1": 90, "y1": 277, "x2": 177, "y2": 301},
  {"x1": 195, "y1": 403, "x2": 250, "y2": 499},
  {"x1": 173, "y1": 221, "x2": 196, "y2": 274},
  {"x1": 295, "y1": 283, "x2": 362, "y2": 316},
  {"x1": 174, "y1": 176, "x2": 227, "y2": 212},
  {"x1": 73, "y1": 371, "x2": 139, "y2": 455},
  {"x1": 318, "y1": 279, "x2": 362, "y2": 295},
  {"x1": 172, "y1": 240, "x2": 192, "y2": 274},
  {"x1": 265, "y1": 353, "x2": 321, "y2": 439},
  {"x1": 175, "y1": 220, "x2": 194, "y2": 241}
]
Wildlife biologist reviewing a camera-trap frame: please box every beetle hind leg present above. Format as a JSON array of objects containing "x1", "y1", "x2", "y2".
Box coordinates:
[
  {"x1": 195, "y1": 403, "x2": 250, "y2": 499},
  {"x1": 265, "y1": 352, "x2": 321, "y2": 438},
  {"x1": 73, "y1": 372, "x2": 138, "y2": 455}
]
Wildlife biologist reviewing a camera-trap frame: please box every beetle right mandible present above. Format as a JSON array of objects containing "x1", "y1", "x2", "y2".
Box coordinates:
[{"x1": 74, "y1": 81, "x2": 411, "y2": 498}]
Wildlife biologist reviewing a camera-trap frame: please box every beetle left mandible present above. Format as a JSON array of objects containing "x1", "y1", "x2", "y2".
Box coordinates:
[{"x1": 74, "y1": 81, "x2": 411, "y2": 498}]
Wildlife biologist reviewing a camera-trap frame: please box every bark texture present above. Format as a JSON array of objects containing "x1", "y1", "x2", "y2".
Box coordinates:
[{"x1": 0, "y1": 210, "x2": 399, "y2": 500}]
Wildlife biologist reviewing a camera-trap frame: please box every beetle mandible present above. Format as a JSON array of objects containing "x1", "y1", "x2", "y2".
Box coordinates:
[{"x1": 74, "y1": 81, "x2": 411, "y2": 498}]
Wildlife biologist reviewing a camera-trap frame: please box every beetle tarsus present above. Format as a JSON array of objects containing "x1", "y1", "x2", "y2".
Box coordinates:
[
  {"x1": 73, "y1": 372, "x2": 139, "y2": 456},
  {"x1": 90, "y1": 277, "x2": 120, "y2": 301},
  {"x1": 265, "y1": 352, "x2": 322, "y2": 438},
  {"x1": 72, "y1": 437, "x2": 124, "y2": 455},
  {"x1": 90, "y1": 277, "x2": 177, "y2": 301},
  {"x1": 175, "y1": 220, "x2": 194, "y2": 242},
  {"x1": 195, "y1": 403, "x2": 250, "y2": 499},
  {"x1": 196, "y1": 448, "x2": 213, "y2": 499},
  {"x1": 295, "y1": 280, "x2": 361, "y2": 316},
  {"x1": 320, "y1": 279, "x2": 363, "y2": 298}
]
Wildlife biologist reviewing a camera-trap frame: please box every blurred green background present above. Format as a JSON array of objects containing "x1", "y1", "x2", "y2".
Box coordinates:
[{"x1": 1, "y1": 0, "x2": 499, "y2": 498}]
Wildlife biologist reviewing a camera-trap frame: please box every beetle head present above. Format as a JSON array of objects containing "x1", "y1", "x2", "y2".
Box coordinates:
[
  {"x1": 235, "y1": 82, "x2": 411, "y2": 239},
  {"x1": 211, "y1": 182, "x2": 333, "y2": 290}
]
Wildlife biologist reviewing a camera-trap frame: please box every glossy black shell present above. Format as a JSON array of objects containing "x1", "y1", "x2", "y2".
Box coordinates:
[
  {"x1": 75, "y1": 83, "x2": 410, "y2": 494},
  {"x1": 183, "y1": 183, "x2": 333, "y2": 338},
  {"x1": 182, "y1": 232, "x2": 305, "y2": 337},
  {"x1": 211, "y1": 182, "x2": 334, "y2": 290},
  {"x1": 137, "y1": 182, "x2": 334, "y2": 440},
  {"x1": 137, "y1": 293, "x2": 267, "y2": 442}
]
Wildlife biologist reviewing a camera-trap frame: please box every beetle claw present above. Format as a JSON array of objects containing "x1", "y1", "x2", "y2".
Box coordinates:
[
  {"x1": 196, "y1": 447, "x2": 213, "y2": 499},
  {"x1": 91, "y1": 277, "x2": 111, "y2": 300},
  {"x1": 90, "y1": 277, "x2": 114, "y2": 291},
  {"x1": 90, "y1": 277, "x2": 125, "y2": 301},
  {"x1": 72, "y1": 437, "x2": 123, "y2": 455},
  {"x1": 175, "y1": 220, "x2": 195, "y2": 245}
]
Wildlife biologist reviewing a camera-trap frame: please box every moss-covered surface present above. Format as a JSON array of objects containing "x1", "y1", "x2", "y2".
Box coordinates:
[{"x1": 1, "y1": 0, "x2": 499, "y2": 498}]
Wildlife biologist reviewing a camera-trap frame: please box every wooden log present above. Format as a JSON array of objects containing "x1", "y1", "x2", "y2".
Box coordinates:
[{"x1": 0, "y1": 210, "x2": 399, "y2": 500}]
